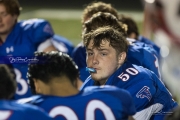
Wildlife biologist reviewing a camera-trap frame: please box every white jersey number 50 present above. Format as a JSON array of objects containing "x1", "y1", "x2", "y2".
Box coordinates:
[{"x1": 118, "y1": 68, "x2": 138, "y2": 81}]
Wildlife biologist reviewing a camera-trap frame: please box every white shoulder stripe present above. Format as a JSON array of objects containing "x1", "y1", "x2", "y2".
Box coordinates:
[
  {"x1": 133, "y1": 103, "x2": 163, "y2": 120},
  {"x1": 37, "y1": 38, "x2": 53, "y2": 52}
]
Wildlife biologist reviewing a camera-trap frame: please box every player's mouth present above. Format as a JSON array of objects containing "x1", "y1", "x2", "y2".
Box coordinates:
[{"x1": 86, "y1": 67, "x2": 97, "y2": 73}]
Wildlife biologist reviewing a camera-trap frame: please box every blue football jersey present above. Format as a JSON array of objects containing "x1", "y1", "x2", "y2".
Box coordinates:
[
  {"x1": 18, "y1": 86, "x2": 136, "y2": 120},
  {"x1": 72, "y1": 41, "x2": 161, "y2": 82},
  {"x1": 0, "y1": 100, "x2": 52, "y2": 120},
  {"x1": 81, "y1": 61, "x2": 178, "y2": 117},
  {"x1": 52, "y1": 34, "x2": 74, "y2": 57},
  {"x1": 127, "y1": 43, "x2": 161, "y2": 78},
  {"x1": 0, "y1": 19, "x2": 54, "y2": 99},
  {"x1": 71, "y1": 42, "x2": 89, "y2": 81},
  {"x1": 138, "y1": 36, "x2": 161, "y2": 58}
]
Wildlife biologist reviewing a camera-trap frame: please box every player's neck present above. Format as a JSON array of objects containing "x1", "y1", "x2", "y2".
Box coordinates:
[
  {"x1": 49, "y1": 81, "x2": 79, "y2": 97},
  {"x1": 0, "y1": 33, "x2": 9, "y2": 43},
  {"x1": 98, "y1": 79, "x2": 108, "y2": 86},
  {"x1": 0, "y1": 25, "x2": 14, "y2": 43}
]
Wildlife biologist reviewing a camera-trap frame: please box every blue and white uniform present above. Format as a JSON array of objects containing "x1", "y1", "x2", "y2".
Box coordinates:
[
  {"x1": 18, "y1": 86, "x2": 136, "y2": 120},
  {"x1": 0, "y1": 100, "x2": 52, "y2": 120},
  {"x1": 81, "y1": 61, "x2": 178, "y2": 120}
]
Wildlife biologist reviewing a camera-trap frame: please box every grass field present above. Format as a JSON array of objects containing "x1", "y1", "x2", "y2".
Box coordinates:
[{"x1": 19, "y1": 8, "x2": 143, "y2": 46}]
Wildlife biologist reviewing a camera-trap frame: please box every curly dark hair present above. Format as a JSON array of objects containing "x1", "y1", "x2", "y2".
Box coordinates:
[
  {"x1": 27, "y1": 51, "x2": 79, "y2": 94},
  {"x1": 82, "y1": 1, "x2": 119, "y2": 24},
  {"x1": 83, "y1": 12, "x2": 127, "y2": 37},
  {"x1": 0, "y1": 64, "x2": 16, "y2": 99},
  {"x1": 119, "y1": 15, "x2": 139, "y2": 39},
  {"x1": 0, "y1": 0, "x2": 21, "y2": 16},
  {"x1": 83, "y1": 26, "x2": 128, "y2": 55}
]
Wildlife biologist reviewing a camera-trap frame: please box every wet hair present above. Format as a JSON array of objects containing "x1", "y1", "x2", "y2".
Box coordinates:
[
  {"x1": 119, "y1": 15, "x2": 139, "y2": 39},
  {"x1": 83, "y1": 12, "x2": 127, "y2": 37},
  {"x1": 0, "y1": 64, "x2": 16, "y2": 99},
  {"x1": 83, "y1": 26, "x2": 128, "y2": 55},
  {"x1": 0, "y1": 0, "x2": 21, "y2": 16},
  {"x1": 82, "y1": 1, "x2": 119, "y2": 24},
  {"x1": 27, "y1": 51, "x2": 79, "y2": 94}
]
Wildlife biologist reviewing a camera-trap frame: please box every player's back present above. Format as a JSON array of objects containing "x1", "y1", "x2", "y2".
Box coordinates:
[
  {"x1": 0, "y1": 100, "x2": 52, "y2": 120},
  {"x1": 18, "y1": 86, "x2": 136, "y2": 120}
]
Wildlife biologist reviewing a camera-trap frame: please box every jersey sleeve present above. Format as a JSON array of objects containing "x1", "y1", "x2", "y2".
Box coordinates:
[
  {"x1": 127, "y1": 80, "x2": 156, "y2": 112},
  {"x1": 22, "y1": 19, "x2": 54, "y2": 48},
  {"x1": 142, "y1": 49, "x2": 161, "y2": 78},
  {"x1": 32, "y1": 19, "x2": 54, "y2": 46},
  {"x1": 51, "y1": 34, "x2": 74, "y2": 56}
]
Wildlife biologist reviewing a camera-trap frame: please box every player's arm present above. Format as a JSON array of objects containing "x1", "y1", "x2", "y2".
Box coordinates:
[
  {"x1": 127, "y1": 80, "x2": 162, "y2": 119},
  {"x1": 142, "y1": 49, "x2": 161, "y2": 78},
  {"x1": 128, "y1": 80, "x2": 156, "y2": 110},
  {"x1": 25, "y1": 19, "x2": 57, "y2": 52}
]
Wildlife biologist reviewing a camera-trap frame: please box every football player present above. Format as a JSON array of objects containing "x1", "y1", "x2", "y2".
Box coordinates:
[
  {"x1": 0, "y1": 0, "x2": 74, "y2": 99},
  {"x1": 0, "y1": 64, "x2": 52, "y2": 120},
  {"x1": 72, "y1": 1, "x2": 161, "y2": 82},
  {"x1": 18, "y1": 51, "x2": 136, "y2": 120},
  {"x1": 81, "y1": 26, "x2": 178, "y2": 120}
]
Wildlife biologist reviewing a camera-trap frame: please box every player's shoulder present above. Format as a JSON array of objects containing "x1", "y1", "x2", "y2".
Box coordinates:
[
  {"x1": 1, "y1": 99, "x2": 39, "y2": 112},
  {"x1": 73, "y1": 42, "x2": 85, "y2": 53},
  {"x1": 53, "y1": 34, "x2": 74, "y2": 47},
  {"x1": 138, "y1": 36, "x2": 156, "y2": 47},
  {"x1": 52, "y1": 34, "x2": 74, "y2": 55},
  {"x1": 72, "y1": 43, "x2": 86, "y2": 60},
  {"x1": 19, "y1": 18, "x2": 49, "y2": 26},
  {"x1": 17, "y1": 95, "x2": 44, "y2": 104},
  {"x1": 83, "y1": 85, "x2": 131, "y2": 97},
  {"x1": 0, "y1": 100, "x2": 35, "y2": 119},
  {"x1": 122, "y1": 61, "x2": 145, "y2": 71},
  {"x1": 119, "y1": 61, "x2": 153, "y2": 81},
  {"x1": 17, "y1": 18, "x2": 51, "y2": 32}
]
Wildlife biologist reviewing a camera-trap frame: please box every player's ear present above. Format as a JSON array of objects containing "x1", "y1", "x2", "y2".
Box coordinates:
[
  {"x1": 33, "y1": 79, "x2": 40, "y2": 93},
  {"x1": 118, "y1": 52, "x2": 126, "y2": 65}
]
